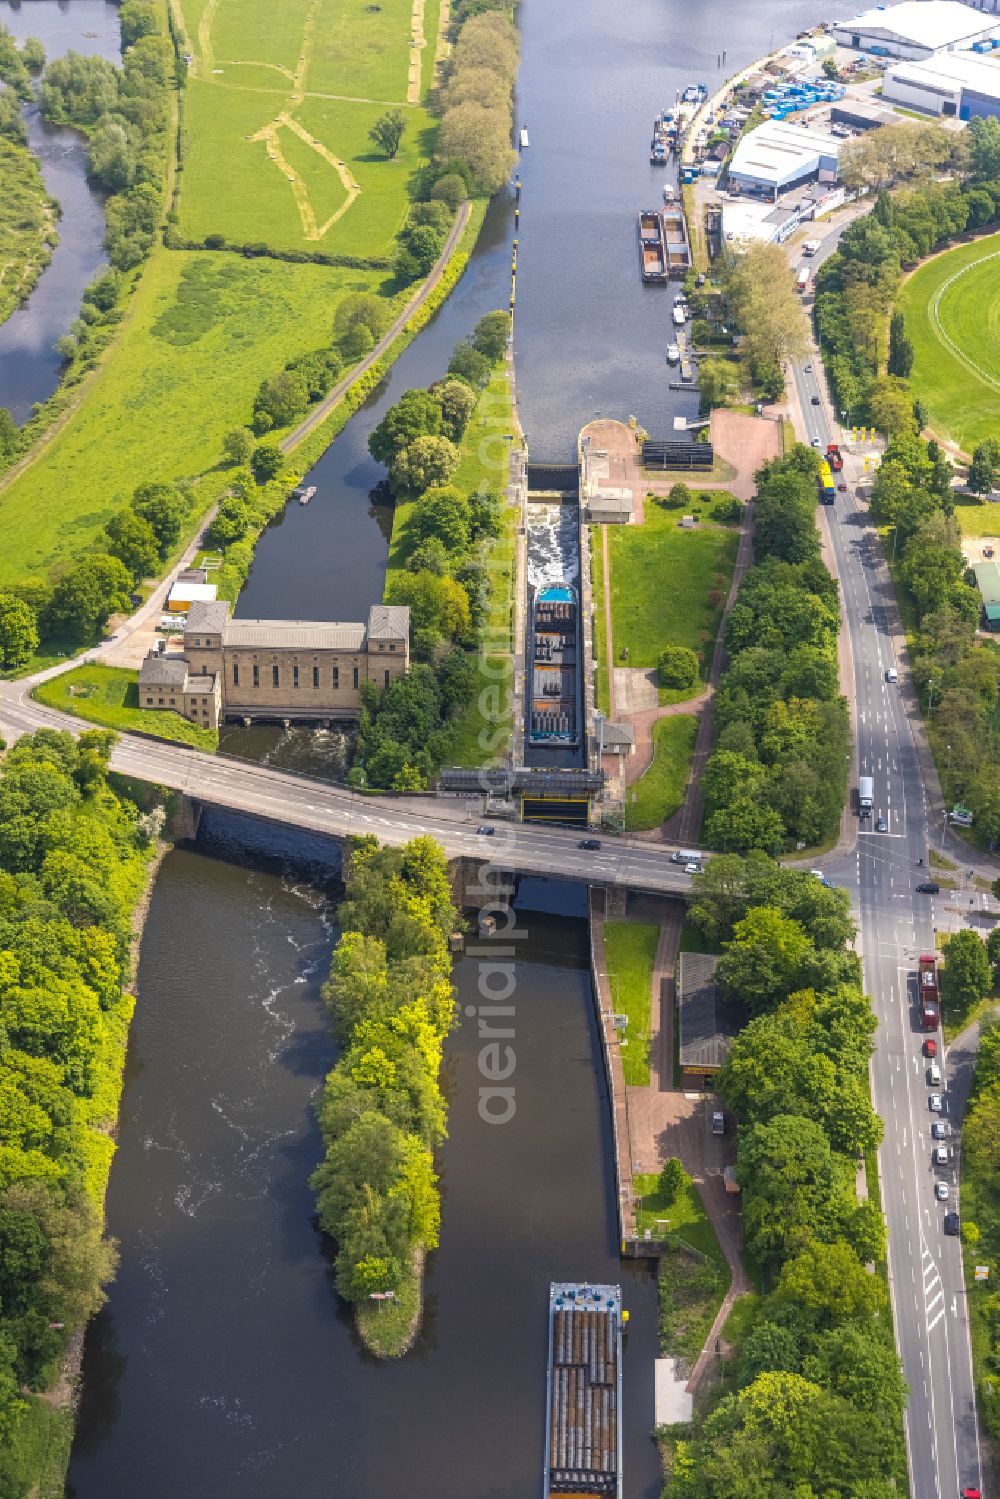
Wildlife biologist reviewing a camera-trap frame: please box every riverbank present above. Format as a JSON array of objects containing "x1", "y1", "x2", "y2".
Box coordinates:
[{"x1": 0, "y1": 136, "x2": 57, "y2": 332}]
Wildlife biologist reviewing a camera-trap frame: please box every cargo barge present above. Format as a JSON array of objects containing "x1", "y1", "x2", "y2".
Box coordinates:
[
  {"x1": 638, "y1": 211, "x2": 667, "y2": 283},
  {"x1": 661, "y1": 205, "x2": 691, "y2": 279},
  {"x1": 544, "y1": 1283, "x2": 623, "y2": 1498},
  {"x1": 529, "y1": 585, "x2": 579, "y2": 745}
]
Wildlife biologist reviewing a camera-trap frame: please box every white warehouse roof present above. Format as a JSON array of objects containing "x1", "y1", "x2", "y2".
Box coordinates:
[
  {"x1": 885, "y1": 48, "x2": 1000, "y2": 102},
  {"x1": 728, "y1": 120, "x2": 843, "y2": 191},
  {"x1": 834, "y1": 2, "x2": 996, "y2": 54}
]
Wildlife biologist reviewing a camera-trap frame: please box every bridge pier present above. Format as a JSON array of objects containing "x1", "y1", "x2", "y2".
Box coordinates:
[
  {"x1": 448, "y1": 856, "x2": 516, "y2": 912},
  {"x1": 170, "y1": 794, "x2": 203, "y2": 842},
  {"x1": 602, "y1": 885, "x2": 628, "y2": 918}
]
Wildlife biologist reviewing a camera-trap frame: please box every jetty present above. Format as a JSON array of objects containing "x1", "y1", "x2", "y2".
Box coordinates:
[{"x1": 544, "y1": 1283, "x2": 623, "y2": 1497}]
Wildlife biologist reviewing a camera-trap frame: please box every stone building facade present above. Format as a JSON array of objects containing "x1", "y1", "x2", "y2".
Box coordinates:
[{"x1": 138, "y1": 600, "x2": 410, "y2": 728}]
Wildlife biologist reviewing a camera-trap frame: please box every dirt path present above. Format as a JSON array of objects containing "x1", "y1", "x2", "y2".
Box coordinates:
[{"x1": 685, "y1": 1176, "x2": 750, "y2": 1392}]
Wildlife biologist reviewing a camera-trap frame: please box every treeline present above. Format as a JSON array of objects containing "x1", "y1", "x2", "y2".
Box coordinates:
[
  {"x1": 958, "y1": 1016, "x2": 1000, "y2": 1439},
  {"x1": 815, "y1": 116, "x2": 1000, "y2": 424},
  {"x1": 311, "y1": 837, "x2": 457, "y2": 1350},
  {"x1": 0, "y1": 728, "x2": 162, "y2": 1494},
  {"x1": 668, "y1": 853, "x2": 904, "y2": 1499},
  {"x1": 343, "y1": 311, "x2": 509, "y2": 791},
  {"x1": 869, "y1": 425, "x2": 1000, "y2": 833},
  {"x1": 434, "y1": 2, "x2": 517, "y2": 199},
  {"x1": 0, "y1": 2, "x2": 173, "y2": 484},
  {"x1": 702, "y1": 448, "x2": 849, "y2": 853}
]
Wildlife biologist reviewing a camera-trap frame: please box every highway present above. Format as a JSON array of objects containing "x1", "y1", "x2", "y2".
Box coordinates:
[
  {"x1": 791, "y1": 260, "x2": 983, "y2": 1499},
  {"x1": 0, "y1": 678, "x2": 703, "y2": 899}
]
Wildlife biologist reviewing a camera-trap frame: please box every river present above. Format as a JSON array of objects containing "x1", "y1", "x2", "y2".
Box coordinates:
[
  {"x1": 0, "y1": 0, "x2": 118, "y2": 422},
  {"x1": 37, "y1": 1, "x2": 842, "y2": 1493},
  {"x1": 67, "y1": 823, "x2": 661, "y2": 1498}
]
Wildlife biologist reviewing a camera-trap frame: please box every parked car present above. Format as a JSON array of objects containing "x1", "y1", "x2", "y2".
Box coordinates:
[
  {"x1": 944, "y1": 1211, "x2": 960, "y2": 1235},
  {"x1": 935, "y1": 1181, "x2": 949, "y2": 1201},
  {"x1": 930, "y1": 1092, "x2": 944, "y2": 1112},
  {"x1": 931, "y1": 1120, "x2": 950, "y2": 1139},
  {"x1": 711, "y1": 1111, "x2": 725, "y2": 1135},
  {"x1": 933, "y1": 1146, "x2": 952, "y2": 1167},
  {"x1": 685, "y1": 862, "x2": 701, "y2": 874},
  {"x1": 810, "y1": 395, "x2": 821, "y2": 405},
  {"x1": 916, "y1": 881, "x2": 940, "y2": 894},
  {"x1": 929, "y1": 1063, "x2": 942, "y2": 1087},
  {"x1": 810, "y1": 437, "x2": 821, "y2": 447},
  {"x1": 579, "y1": 838, "x2": 602, "y2": 851},
  {"x1": 924, "y1": 1038, "x2": 937, "y2": 1057},
  {"x1": 477, "y1": 825, "x2": 495, "y2": 836}
]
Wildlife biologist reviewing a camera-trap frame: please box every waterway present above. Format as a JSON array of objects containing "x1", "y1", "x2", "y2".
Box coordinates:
[
  {"x1": 0, "y1": 1, "x2": 119, "y2": 421},
  {"x1": 67, "y1": 827, "x2": 660, "y2": 1498}
]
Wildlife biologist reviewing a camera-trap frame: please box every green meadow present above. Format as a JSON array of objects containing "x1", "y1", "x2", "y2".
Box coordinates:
[{"x1": 0, "y1": 252, "x2": 378, "y2": 584}]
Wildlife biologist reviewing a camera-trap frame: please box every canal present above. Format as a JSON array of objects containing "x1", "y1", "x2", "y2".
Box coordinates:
[
  {"x1": 0, "y1": 0, "x2": 118, "y2": 421},
  {"x1": 67, "y1": 822, "x2": 661, "y2": 1498}
]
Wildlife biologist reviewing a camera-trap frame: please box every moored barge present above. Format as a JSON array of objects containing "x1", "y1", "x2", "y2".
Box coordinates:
[
  {"x1": 638, "y1": 211, "x2": 667, "y2": 283},
  {"x1": 544, "y1": 1282, "x2": 623, "y2": 1498}
]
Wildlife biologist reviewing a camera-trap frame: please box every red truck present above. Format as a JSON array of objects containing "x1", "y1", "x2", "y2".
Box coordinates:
[
  {"x1": 918, "y1": 954, "x2": 940, "y2": 1032},
  {"x1": 826, "y1": 443, "x2": 843, "y2": 471}
]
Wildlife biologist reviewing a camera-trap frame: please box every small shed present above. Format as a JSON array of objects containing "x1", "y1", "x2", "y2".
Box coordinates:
[
  {"x1": 586, "y1": 487, "x2": 634, "y2": 524},
  {"x1": 677, "y1": 952, "x2": 745, "y2": 1084},
  {"x1": 166, "y1": 580, "x2": 218, "y2": 614},
  {"x1": 974, "y1": 561, "x2": 1000, "y2": 630}
]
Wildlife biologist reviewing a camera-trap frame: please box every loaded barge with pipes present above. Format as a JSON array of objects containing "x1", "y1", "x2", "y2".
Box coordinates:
[
  {"x1": 544, "y1": 1282, "x2": 623, "y2": 1497},
  {"x1": 529, "y1": 586, "x2": 579, "y2": 746}
]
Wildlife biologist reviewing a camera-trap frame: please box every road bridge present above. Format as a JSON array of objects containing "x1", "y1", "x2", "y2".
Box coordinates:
[{"x1": 0, "y1": 681, "x2": 701, "y2": 899}]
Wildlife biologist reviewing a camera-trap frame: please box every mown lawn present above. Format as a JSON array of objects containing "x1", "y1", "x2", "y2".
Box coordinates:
[
  {"x1": 625, "y1": 715, "x2": 698, "y2": 832},
  {"x1": 952, "y1": 496, "x2": 1000, "y2": 539},
  {"x1": 633, "y1": 1169, "x2": 729, "y2": 1365},
  {"x1": 604, "y1": 920, "x2": 659, "y2": 1086},
  {"x1": 34, "y1": 665, "x2": 219, "y2": 750},
  {"x1": 897, "y1": 233, "x2": 1000, "y2": 455},
  {"x1": 174, "y1": 0, "x2": 440, "y2": 255},
  {"x1": 606, "y1": 505, "x2": 738, "y2": 685},
  {"x1": 0, "y1": 251, "x2": 380, "y2": 584}
]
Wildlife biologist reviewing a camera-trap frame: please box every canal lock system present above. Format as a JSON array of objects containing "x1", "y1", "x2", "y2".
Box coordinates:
[{"x1": 0, "y1": 0, "x2": 834, "y2": 1492}]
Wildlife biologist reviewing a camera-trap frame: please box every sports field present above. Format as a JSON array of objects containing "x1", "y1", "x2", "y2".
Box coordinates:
[
  {"x1": 172, "y1": 0, "x2": 443, "y2": 255},
  {"x1": 0, "y1": 252, "x2": 379, "y2": 584},
  {"x1": 897, "y1": 233, "x2": 1000, "y2": 455}
]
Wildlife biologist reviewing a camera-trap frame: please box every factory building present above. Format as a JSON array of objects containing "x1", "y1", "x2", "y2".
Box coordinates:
[
  {"x1": 727, "y1": 120, "x2": 843, "y2": 202},
  {"x1": 833, "y1": 0, "x2": 997, "y2": 59},
  {"x1": 883, "y1": 48, "x2": 1000, "y2": 116}
]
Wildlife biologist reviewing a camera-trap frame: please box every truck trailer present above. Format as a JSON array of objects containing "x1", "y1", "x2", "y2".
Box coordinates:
[
  {"x1": 918, "y1": 954, "x2": 940, "y2": 1032},
  {"x1": 858, "y1": 776, "x2": 873, "y2": 817}
]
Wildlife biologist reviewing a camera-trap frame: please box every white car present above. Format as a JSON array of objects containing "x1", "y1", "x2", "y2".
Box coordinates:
[
  {"x1": 933, "y1": 1146, "x2": 951, "y2": 1167},
  {"x1": 929, "y1": 1093, "x2": 943, "y2": 1113},
  {"x1": 934, "y1": 1181, "x2": 949, "y2": 1201},
  {"x1": 685, "y1": 862, "x2": 701, "y2": 874}
]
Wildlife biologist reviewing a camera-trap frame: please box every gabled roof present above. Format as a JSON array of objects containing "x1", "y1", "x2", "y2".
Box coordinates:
[{"x1": 223, "y1": 619, "x2": 367, "y2": 650}]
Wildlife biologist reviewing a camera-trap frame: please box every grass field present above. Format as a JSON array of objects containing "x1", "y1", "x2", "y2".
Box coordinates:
[
  {"x1": 625, "y1": 714, "x2": 698, "y2": 832},
  {"x1": 0, "y1": 251, "x2": 379, "y2": 583},
  {"x1": 952, "y1": 495, "x2": 1000, "y2": 539},
  {"x1": 603, "y1": 920, "x2": 659, "y2": 1086},
  {"x1": 633, "y1": 1169, "x2": 729, "y2": 1365},
  {"x1": 174, "y1": 0, "x2": 442, "y2": 255},
  {"x1": 606, "y1": 504, "x2": 739, "y2": 683},
  {"x1": 34, "y1": 665, "x2": 219, "y2": 750},
  {"x1": 898, "y1": 233, "x2": 1000, "y2": 455}
]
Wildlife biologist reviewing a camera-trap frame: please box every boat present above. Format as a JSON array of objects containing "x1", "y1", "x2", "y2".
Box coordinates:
[
  {"x1": 637, "y1": 211, "x2": 667, "y2": 284},
  {"x1": 544, "y1": 1283, "x2": 623, "y2": 1498},
  {"x1": 662, "y1": 182, "x2": 677, "y2": 203},
  {"x1": 672, "y1": 303, "x2": 686, "y2": 327},
  {"x1": 520, "y1": 125, "x2": 530, "y2": 147},
  {"x1": 666, "y1": 343, "x2": 679, "y2": 364},
  {"x1": 529, "y1": 586, "x2": 579, "y2": 746},
  {"x1": 661, "y1": 203, "x2": 692, "y2": 279},
  {"x1": 297, "y1": 485, "x2": 317, "y2": 505}
]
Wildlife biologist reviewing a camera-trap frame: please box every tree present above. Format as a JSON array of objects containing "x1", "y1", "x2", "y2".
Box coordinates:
[
  {"x1": 253, "y1": 369, "x2": 308, "y2": 433},
  {"x1": 369, "y1": 389, "x2": 443, "y2": 466},
  {"x1": 967, "y1": 438, "x2": 1000, "y2": 497},
  {"x1": 391, "y1": 434, "x2": 460, "y2": 494},
  {"x1": 719, "y1": 907, "x2": 814, "y2": 1015},
  {"x1": 940, "y1": 929, "x2": 991, "y2": 1017},
  {"x1": 208, "y1": 495, "x2": 250, "y2": 547},
  {"x1": 252, "y1": 441, "x2": 283, "y2": 481},
  {"x1": 103, "y1": 510, "x2": 159, "y2": 583},
  {"x1": 657, "y1": 644, "x2": 699, "y2": 689},
  {"x1": 86, "y1": 118, "x2": 135, "y2": 192},
  {"x1": 887, "y1": 310, "x2": 913, "y2": 379},
  {"x1": 385, "y1": 570, "x2": 471, "y2": 645},
  {"x1": 411, "y1": 486, "x2": 470, "y2": 552},
  {"x1": 0, "y1": 595, "x2": 38, "y2": 671},
  {"x1": 773, "y1": 1238, "x2": 886, "y2": 1331},
  {"x1": 448, "y1": 343, "x2": 491, "y2": 387},
  {"x1": 869, "y1": 377, "x2": 918, "y2": 441},
  {"x1": 368, "y1": 108, "x2": 406, "y2": 159},
  {"x1": 987, "y1": 925, "x2": 1000, "y2": 983},
  {"x1": 436, "y1": 378, "x2": 477, "y2": 441},
  {"x1": 471, "y1": 310, "x2": 509, "y2": 361},
  {"x1": 333, "y1": 292, "x2": 389, "y2": 344},
  {"x1": 20, "y1": 37, "x2": 45, "y2": 72},
  {"x1": 438, "y1": 101, "x2": 515, "y2": 195},
  {"x1": 430, "y1": 172, "x2": 467, "y2": 210},
  {"x1": 42, "y1": 555, "x2": 132, "y2": 641},
  {"x1": 222, "y1": 427, "x2": 254, "y2": 466},
  {"x1": 658, "y1": 1156, "x2": 685, "y2": 1205},
  {"x1": 969, "y1": 114, "x2": 1000, "y2": 181},
  {"x1": 962, "y1": 1084, "x2": 1000, "y2": 1174},
  {"x1": 130, "y1": 481, "x2": 187, "y2": 559}
]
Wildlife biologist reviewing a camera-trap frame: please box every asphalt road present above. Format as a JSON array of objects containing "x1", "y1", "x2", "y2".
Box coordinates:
[
  {"x1": 0, "y1": 680, "x2": 704, "y2": 899},
  {"x1": 791, "y1": 264, "x2": 983, "y2": 1497}
]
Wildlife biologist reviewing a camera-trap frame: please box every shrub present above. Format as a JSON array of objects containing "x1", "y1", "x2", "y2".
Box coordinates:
[{"x1": 657, "y1": 644, "x2": 699, "y2": 689}]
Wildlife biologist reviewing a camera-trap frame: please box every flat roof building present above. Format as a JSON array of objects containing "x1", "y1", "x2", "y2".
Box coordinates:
[
  {"x1": 883, "y1": 48, "x2": 1000, "y2": 116},
  {"x1": 833, "y1": 1, "x2": 997, "y2": 59},
  {"x1": 728, "y1": 120, "x2": 843, "y2": 201},
  {"x1": 677, "y1": 953, "x2": 745, "y2": 1082}
]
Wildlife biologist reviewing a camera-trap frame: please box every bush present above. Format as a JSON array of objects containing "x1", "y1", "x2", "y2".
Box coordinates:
[
  {"x1": 252, "y1": 442, "x2": 283, "y2": 481},
  {"x1": 430, "y1": 173, "x2": 467, "y2": 210},
  {"x1": 657, "y1": 644, "x2": 699, "y2": 689}
]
